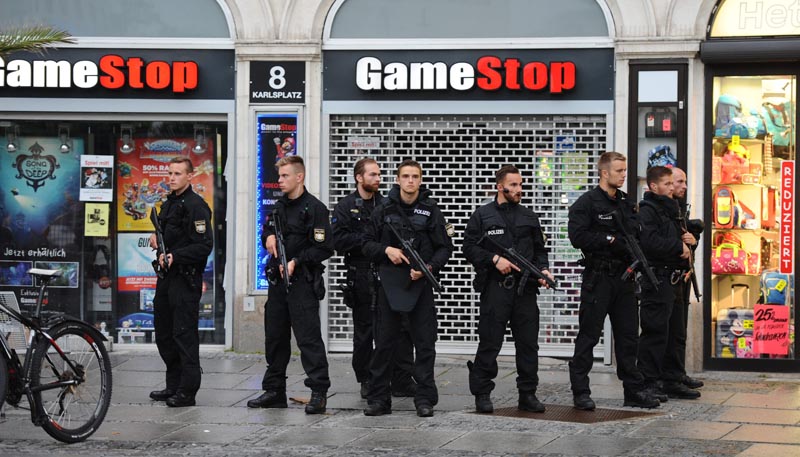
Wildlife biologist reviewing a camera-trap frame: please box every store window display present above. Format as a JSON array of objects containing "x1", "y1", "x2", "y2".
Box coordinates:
[
  {"x1": 0, "y1": 120, "x2": 227, "y2": 345},
  {"x1": 710, "y1": 76, "x2": 795, "y2": 360}
]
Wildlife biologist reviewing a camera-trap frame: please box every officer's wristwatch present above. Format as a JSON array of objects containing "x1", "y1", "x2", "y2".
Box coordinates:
[{"x1": 606, "y1": 235, "x2": 615, "y2": 244}]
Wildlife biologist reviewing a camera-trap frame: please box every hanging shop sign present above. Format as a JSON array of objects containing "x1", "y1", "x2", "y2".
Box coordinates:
[
  {"x1": 780, "y1": 160, "x2": 794, "y2": 274},
  {"x1": 324, "y1": 49, "x2": 613, "y2": 102},
  {"x1": 0, "y1": 49, "x2": 233, "y2": 99},
  {"x1": 249, "y1": 61, "x2": 306, "y2": 104}
]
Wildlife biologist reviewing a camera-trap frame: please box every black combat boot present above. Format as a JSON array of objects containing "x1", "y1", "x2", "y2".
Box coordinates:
[
  {"x1": 475, "y1": 394, "x2": 493, "y2": 413},
  {"x1": 360, "y1": 382, "x2": 369, "y2": 399},
  {"x1": 573, "y1": 392, "x2": 596, "y2": 411},
  {"x1": 663, "y1": 382, "x2": 701, "y2": 399},
  {"x1": 247, "y1": 391, "x2": 288, "y2": 409},
  {"x1": 149, "y1": 388, "x2": 175, "y2": 401},
  {"x1": 166, "y1": 392, "x2": 196, "y2": 407},
  {"x1": 682, "y1": 375, "x2": 704, "y2": 389},
  {"x1": 518, "y1": 391, "x2": 545, "y2": 413},
  {"x1": 623, "y1": 390, "x2": 660, "y2": 409},
  {"x1": 644, "y1": 383, "x2": 668, "y2": 403},
  {"x1": 305, "y1": 391, "x2": 327, "y2": 414},
  {"x1": 416, "y1": 402, "x2": 434, "y2": 417},
  {"x1": 363, "y1": 401, "x2": 392, "y2": 416}
]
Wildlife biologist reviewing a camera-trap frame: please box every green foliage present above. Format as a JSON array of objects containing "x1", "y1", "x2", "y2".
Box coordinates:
[{"x1": 0, "y1": 25, "x2": 75, "y2": 57}]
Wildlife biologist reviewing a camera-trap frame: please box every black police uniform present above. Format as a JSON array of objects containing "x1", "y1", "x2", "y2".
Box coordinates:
[
  {"x1": 153, "y1": 185, "x2": 213, "y2": 403},
  {"x1": 332, "y1": 190, "x2": 415, "y2": 393},
  {"x1": 567, "y1": 186, "x2": 652, "y2": 406},
  {"x1": 661, "y1": 197, "x2": 703, "y2": 389},
  {"x1": 463, "y1": 197, "x2": 549, "y2": 408},
  {"x1": 259, "y1": 187, "x2": 333, "y2": 400},
  {"x1": 637, "y1": 192, "x2": 687, "y2": 391},
  {"x1": 362, "y1": 185, "x2": 453, "y2": 413}
]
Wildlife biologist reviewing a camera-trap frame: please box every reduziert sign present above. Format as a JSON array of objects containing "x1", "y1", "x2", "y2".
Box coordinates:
[{"x1": 324, "y1": 49, "x2": 613, "y2": 101}]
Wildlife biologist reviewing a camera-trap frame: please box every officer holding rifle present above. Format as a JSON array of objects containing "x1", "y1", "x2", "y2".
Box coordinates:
[
  {"x1": 567, "y1": 152, "x2": 659, "y2": 410},
  {"x1": 248, "y1": 155, "x2": 333, "y2": 415},
  {"x1": 148, "y1": 156, "x2": 213, "y2": 408},
  {"x1": 361, "y1": 159, "x2": 453, "y2": 418},
  {"x1": 462, "y1": 165, "x2": 555, "y2": 414}
]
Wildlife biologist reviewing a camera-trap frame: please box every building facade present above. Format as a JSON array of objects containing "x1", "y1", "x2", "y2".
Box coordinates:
[{"x1": 1, "y1": 0, "x2": 796, "y2": 372}]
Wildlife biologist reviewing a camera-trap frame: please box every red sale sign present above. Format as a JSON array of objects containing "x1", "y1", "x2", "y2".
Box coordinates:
[
  {"x1": 753, "y1": 304, "x2": 790, "y2": 356},
  {"x1": 780, "y1": 161, "x2": 794, "y2": 274}
]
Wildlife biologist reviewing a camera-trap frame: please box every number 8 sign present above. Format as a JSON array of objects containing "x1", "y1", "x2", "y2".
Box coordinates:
[{"x1": 249, "y1": 61, "x2": 306, "y2": 104}]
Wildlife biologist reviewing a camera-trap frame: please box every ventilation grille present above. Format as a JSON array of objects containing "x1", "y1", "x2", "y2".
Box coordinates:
[{"x1": 327, "y1": 115, "x2": 605, "y2": 357}]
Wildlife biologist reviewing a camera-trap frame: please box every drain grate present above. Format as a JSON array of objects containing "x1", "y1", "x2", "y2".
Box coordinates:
[{"x1": 486, "y1": 405, "x2": 660, "y2": 424}]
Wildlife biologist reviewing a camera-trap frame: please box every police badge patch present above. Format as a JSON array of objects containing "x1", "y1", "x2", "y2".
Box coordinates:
[
  {"x1": 445, "y1": 223, "x2": 455, "y2": 237},
  {"x1": 194, "y1": 220, "x2": 206, "y2": 233},
  {"x1": 314, "y1": 228, "x2": 325, "y2": 242}
]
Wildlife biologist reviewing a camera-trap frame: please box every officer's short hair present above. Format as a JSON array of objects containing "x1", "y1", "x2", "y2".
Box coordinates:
[
  {"x1": 276, "y1": 155, "x2": 305, "y2": 174},
  {"x1": 169, "y1": 156, "x2": 194, "y2": 173},
  {"x1": 354, "y1": 157, "x2": 378, "y2": 184},
  {"x1": 396, "y1": 159, "x2": 422, "y2": 176},
  {"x1": 646, "y1": 165, "x2": 672, "y2": 187},
  {"x1": 597, "y1": 151, "x2": 626, "y2": 172},
  {"x1": 495, "y1": 165, "x2": 520, "y2": 184}
]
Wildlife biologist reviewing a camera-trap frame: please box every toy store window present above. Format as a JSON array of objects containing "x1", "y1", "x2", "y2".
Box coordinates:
[{"x1": 709, "y1": 75, "x2": 796, "y2": 362}]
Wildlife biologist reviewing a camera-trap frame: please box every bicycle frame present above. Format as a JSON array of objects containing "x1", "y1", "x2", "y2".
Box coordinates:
[{"x1": 0, "y1": 278, "x2": 92, "y2": 425}]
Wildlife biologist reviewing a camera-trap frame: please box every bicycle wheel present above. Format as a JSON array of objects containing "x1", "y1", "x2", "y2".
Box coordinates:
[
  {"x1": 0, "y1": 350, "x2": 7, "y2": 409},
  {"x1": 29, "y1": 321, "x2": 112, "y2": 443}
]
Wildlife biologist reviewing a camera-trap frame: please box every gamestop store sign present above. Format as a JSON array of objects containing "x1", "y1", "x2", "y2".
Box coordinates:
[
  {"x1": 324, "y1": 49, "x2": 613, "y2": 101},
  {"x1": 0, "y1": 48, "x2": 234, "y2": 100}
]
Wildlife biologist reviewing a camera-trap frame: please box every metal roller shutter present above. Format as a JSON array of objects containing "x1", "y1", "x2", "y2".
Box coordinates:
[{"x1": 327, "y1": 114, "x2": 606, "y2": 358}]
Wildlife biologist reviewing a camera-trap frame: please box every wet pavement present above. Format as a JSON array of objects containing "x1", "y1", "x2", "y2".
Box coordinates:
[{"x1": 1, "y1": 348, "x2": 800, "y2": 456}]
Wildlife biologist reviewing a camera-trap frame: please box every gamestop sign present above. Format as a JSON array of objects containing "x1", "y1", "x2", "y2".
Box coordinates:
[
  {"x1": 0, "y1": 55, "x2": 197, "y2": 92},
  {"x1": 324, "y1": 49, "x2": 613, "y2": 102},
  {"x1": 0, "y1": 49, "x2": 234, "y2": 100},
  {"x1": 356, "y1": 56, "x2": 575, "y2": 93}
]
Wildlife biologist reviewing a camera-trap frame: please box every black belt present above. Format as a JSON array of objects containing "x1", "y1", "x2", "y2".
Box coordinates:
[
  {"x1": 585, "y1": 258, "x2": 626, "y2": 272},
  {"x1": 345, "y1": 257, "x2": 371, "y2": 268}
]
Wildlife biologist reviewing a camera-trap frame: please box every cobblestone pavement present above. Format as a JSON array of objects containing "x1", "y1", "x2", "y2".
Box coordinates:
[{"x1": 2, "y1": 349, "x2": 800, "y2": 456}]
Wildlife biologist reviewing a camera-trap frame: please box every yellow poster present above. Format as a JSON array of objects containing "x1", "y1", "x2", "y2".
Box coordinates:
[{"x1": 85, "y1": 203, "x2": 110, "y2": 237}]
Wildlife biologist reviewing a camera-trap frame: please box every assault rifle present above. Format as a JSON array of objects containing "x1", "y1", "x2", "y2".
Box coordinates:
[
  {"x1": 479, "y1": 234, "x2": 558, "y2": 291},
  {"x1": 384, "y1": 219, "x2": 443, "y2": 293},
  {"x1": 612, "y1": 209, "x2": 660, "y2": 291},
  {"x1": 681, "y1": 205, "x2": 703, "y2": 302},
  {"x1": 150, "y1": 207, "x2": 168, "y2": 278},
  {"x1": 272, "y1": 210, "x2": 292, "y2": 294}
]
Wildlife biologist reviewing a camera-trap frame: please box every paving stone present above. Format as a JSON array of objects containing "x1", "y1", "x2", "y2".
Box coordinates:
[
  {"x1": 633, "y1": 419, "x2": 739, "y2": 440},
  {"x1": 112, "y1": 370, "x2": 163, "y2": 388},
  {"x1": 722, "y1": 424, "x2": 800, "y2": 444},
  {"x1": 736, "y1": 443, "x2": 800, "y2": 456},
  {"x1": 156, "y1": 423, "x2": 263, "y2": 443},
  {"x1": 716, "y1": 407, "x2": 800, "y2": 425},
  {"x1": 350, "y1": 429, "x2": 462, "y2": 449},
  {"x1": 261, "y1": 426, "x2": 370, "y2": 446},
  {"x1": 724, "y1": 392, "x2": 800, "y2": 409},
  {"x1": 442, "y1": 430, "x2": 556, "y2": 453},
  {"x1": 194, "y1": 358, "x2": 256, "y2": 374},
  {"x1": 92, "y1": 421, "x2": 185, "y2": 441},
  {"x1": 198, "y1": 373, "x2": 253, "y2": 390},
  {"x1": 536, "y1": 434, "x2": 649, "y2": 456}
]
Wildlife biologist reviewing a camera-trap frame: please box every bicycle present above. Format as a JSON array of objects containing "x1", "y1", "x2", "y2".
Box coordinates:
[{"x1": 0, "y1": 268, "x2": 112, "y2": 443}]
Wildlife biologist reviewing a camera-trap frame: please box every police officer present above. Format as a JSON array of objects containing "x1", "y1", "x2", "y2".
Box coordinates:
[
  {"x1": 362, "y1": 159, "x2": 453, "y2": 417},
  {"x1": 662, "y1": 167, "x2": 704, "y2": 392},
  {"x1": 463, "y1": 165, "x2": 554, "y2": 414},
  {"x1": 149, "y1": 156, "x2": 213, "y2": 408},
  {"x1": 568, "y1": 152, "x2": 658, "y2": 410},
  {"x1": 332, "y1": 158, "x2": 416, "y2": 399},
  {"x1": 637, "y1": 166, "x2": 694, "y2": 400},
  {"x1": 247, "y1": 156, "x2": 333, "y2": 414}
]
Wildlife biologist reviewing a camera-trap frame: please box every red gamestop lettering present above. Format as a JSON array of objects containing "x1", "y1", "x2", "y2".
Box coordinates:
[
  {"x1": 355, "y1": 56, "x2": 576, "y2": 94},
  {"x1": 0, "y1": 55, "x2": 198, "y2": 93}
]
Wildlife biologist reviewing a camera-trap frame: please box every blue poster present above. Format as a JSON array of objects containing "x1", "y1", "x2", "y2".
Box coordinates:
[
  {"x1": 254, "y1": 113, "x2": 298, "y2": 291},
  {"x1": 0, "y1": 136, "x2": 83, "y2": 313}
]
